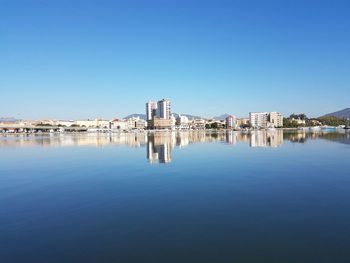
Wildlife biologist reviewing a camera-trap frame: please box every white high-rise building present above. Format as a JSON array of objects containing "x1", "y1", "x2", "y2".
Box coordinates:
[
  {"x1": 269, "y1": 112, "x2": 283, "y2": 128},
  {"x1": 156, "y1": 99, "x2": 171, "y2": 119},
  {"x1": 146, "y1": 101, "x2": 157, "y2": 121},
  {"x1": 250, "y1": 112, "x2": 284, "y2": 128},
  {"x1": 249, "y1": 112, "x2": 268, "y2": 128},
  {"x1": 226, "y1": 115, "x2": 236, "y2": 129}
]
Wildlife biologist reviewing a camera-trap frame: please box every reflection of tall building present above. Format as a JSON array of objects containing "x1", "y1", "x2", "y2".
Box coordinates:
[
  {"x1": 250, "y1": 130, "x2": 283, "y2": 147},
  {"x1": 147, "y1": 138, "x2": 158, "y2": 163},
  {"x1": 226, "y1": 131, "x2": 237, "y2": 145},
  {"x1": 176, "y1": 131, "x2": 190, "y2": 147},
  {"x1": 250, "y1": 130, "x2": 268, "y2": 147},
  {"x1": 267, "y1": 130, "x2": 283, "y2": 147},
  {"x1": 147, "y1": 133, "x2": 173, "y2": 163}
]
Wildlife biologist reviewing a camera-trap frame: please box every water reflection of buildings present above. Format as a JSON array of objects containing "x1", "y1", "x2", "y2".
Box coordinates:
[
  {"x1": 147, "y1": 133, "x2": 175, "y2": 164},
  {"x1": 1, "y1": 130, "x2": 349, "y2": 163},
  {"x1": 250, "y1": 130, "x2": 284, "y2": 148},
  {"x1": 285, "y1": 129, "x2": 350, "y2": 145},
  {"x1": 225, "y1": 131, "x2": 251, "y2": 145}
]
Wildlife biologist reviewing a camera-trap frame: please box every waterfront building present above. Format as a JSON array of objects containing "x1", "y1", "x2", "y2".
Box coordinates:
[
  {"x1": 111, "y1": 119, "x2": 128, "y2": 131},
  {"x1": 149, "y1": 118, "x2": 173, "y2": 130},
  {"x1": 146, "y1": 99, "x2": 172, "y2": 129},
  {"x1": 236, "y1": 118, "x2": 250, "y2": 128},
  {"x1": 156, "y1": 99, "x2": 171, "y2": 119},
  {"x1": 225, "y1": 115, "x2": 237, "y2": 129},
  {"x1": 291, "y1": 118, "x2": 306, "y2": 125},
  {"x1": 190, "y1": 119, "x2": 206, "y2": 129},
  {"x1": 250, "y1": 112, "x2": 283, "y2": 129},
  {"x1": 127, "y1": 117, "x2": 147, "y2": 130},
  {"x1": 76, "y1": 119, "x2": 111, "y2": 128},
  {"x1": 249, "y1": 112, "x2": 268, "y2": 129},
  {"x1": 176, "y1": 115, "x2": 190, "y2": 129},
  {"x1": 146, "y1": 101, "x2": 157, "y2": 121},
  {"x1": 269, "y1": 112, "x2": 283, "y2": 128},
  {"x1": 205, "y1": 119, "x2": 226, "y2": 129}
]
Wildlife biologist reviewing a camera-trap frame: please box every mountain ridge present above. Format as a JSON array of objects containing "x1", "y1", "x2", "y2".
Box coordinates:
[
  {"x1": 213, "y1": 114, "x2": 230, "y2": 120},
  {"x1": 0, "y1": 117, "x2": 18, "y2": 122},
  {"x1": 321, "y1": 108, "x2": 350, "y2": 119}
]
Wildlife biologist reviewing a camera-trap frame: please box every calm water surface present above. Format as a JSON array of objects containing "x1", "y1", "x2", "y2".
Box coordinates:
[{"x1": 1, "y1": 130, "x2": 350, "y2": 263}]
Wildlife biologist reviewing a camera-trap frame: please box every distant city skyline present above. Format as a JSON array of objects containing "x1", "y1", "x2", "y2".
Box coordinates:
[{"x1": 1, "y1": 1, "x2": 350, "y2": 119}]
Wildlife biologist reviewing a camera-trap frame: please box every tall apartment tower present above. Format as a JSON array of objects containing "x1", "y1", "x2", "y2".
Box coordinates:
[
  {"x1": 269, "y1": 112, "x2": 283, "y2": 128},
  {"x1": 249, "y1": 112, "x2": 268, "y2": 128},
  {"x1": 249, "y1": 112, "x2": 284, "y2": 128},
  {"x1": 226, "y1": 115, "x2": 236, "y2": 129},
  {"x1": 157, "y1": 99, "x2": 171, "y2": 119},
  {"x1": 146, "y1": 101, "x2": 157, "y2": 121}
]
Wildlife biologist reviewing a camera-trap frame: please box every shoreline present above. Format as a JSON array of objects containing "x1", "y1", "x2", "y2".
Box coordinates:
[{"x1": 0, "y1": 127, "x2": 348, "y2": 136}]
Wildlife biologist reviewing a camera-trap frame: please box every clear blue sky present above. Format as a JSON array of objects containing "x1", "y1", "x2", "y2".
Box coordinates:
[{"x1": 1, "y1": 0, "x2": 349, "y2": 119}]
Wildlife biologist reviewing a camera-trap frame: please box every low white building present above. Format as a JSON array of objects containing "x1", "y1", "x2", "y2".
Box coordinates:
[
  {"x1": 176, "y1": 115, "x2": 190, "y2": 129},
  {"x1": 190, "y1": 119, "x2": 206, "y2": 129},
  {"x1": 111, "y1": 119, "x2": 128, "y2": 131},
  {"x1": 76, "y1": 119, "x2": 111, "y2": 128},
  {"x1": 291, "y1": 118, "x2": 306, "y2": 125},
  {"x1": 127, "y1": 117, "x2": 147, "y2": 130}
]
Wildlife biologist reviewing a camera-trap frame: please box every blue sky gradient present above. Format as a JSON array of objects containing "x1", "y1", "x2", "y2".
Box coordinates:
[{"x1": 1, "y1": 0, "x2": 350, "y2": 119}]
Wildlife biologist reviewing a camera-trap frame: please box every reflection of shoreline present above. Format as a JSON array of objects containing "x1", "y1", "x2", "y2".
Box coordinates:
[
  {"x1": 1, "y1": 131, "x2": 349, "y2": 163},
  {"x1": 285, "y1": 130, "x2": 350, "y2": 145}
]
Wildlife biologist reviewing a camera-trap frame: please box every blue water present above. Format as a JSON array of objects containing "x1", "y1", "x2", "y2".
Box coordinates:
[{"x1": 1, "y1": 131, "x2": 350, "y2": 263}]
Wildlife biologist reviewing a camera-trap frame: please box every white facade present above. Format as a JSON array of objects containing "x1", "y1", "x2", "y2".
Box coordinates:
[
  {"x1": 226, "y1": 115, "x2": 237, "y2": 129},
  {"x1": 111, "y1": 119, "x2": 128, "y2": 130},
  {"x1": 250, "y1": 112, "x2": 283, "y2": 128},
  {"x1": 146, "y1": 101, "x2": 157, "y2": 121},
  {"x1": 176, "y1": 115, "x2": 189, "y2": 129},
  {"x1": 156, "y1": 99, "x2": 171, "y2": 119},
  {"x1": 291, "y1": 118, "x2": 305, "y2": 125},
  {"x1": 76, "y1": 119, "x2": 110, "y2": 128},
  {"x1": 127, "y1": 117, "x2": 147, "y2": 130},
  {"x1": 269, "y1": 112, "x2": 283, "y2": 128},
  {"x1": 249, "y1": 112, "x2": 268, "y2": 128}
]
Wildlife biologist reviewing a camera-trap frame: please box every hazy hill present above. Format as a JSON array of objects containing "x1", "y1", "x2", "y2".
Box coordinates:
[
  {"x1": 124, "y1": 114, "x2": 147, "y2": 120},
  {"x1": 213, "y1": 114, "x2": 230, "y2": 120},
  {"x1": 322, "y1": 108, "x2": 350, "y2": 119},
  {"x1": 0, "y1": 117, "x2": 18, "y2": 122}
]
